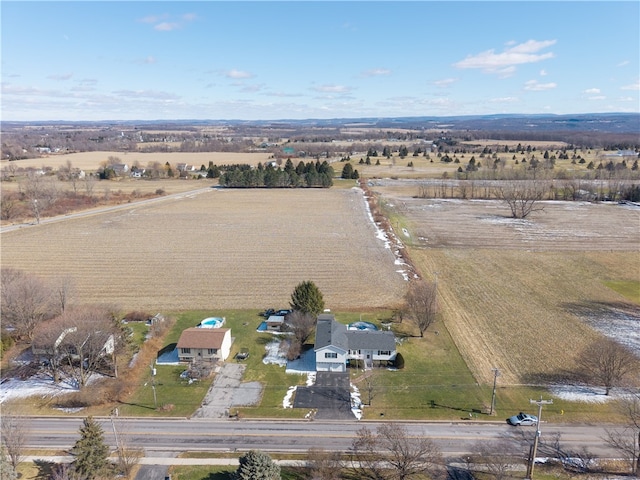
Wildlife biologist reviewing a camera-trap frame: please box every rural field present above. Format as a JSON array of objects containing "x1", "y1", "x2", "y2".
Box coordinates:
[
  {"x1": 0, "y1": 186, "x2": 407, "y2": 311},
  {"x1": 373, "y1": 182, "x2": 640, "y2": 386}
]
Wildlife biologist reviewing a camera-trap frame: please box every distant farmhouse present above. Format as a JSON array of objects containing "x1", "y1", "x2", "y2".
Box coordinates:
[{"x1": 314, "y1": 314, "x2": 396, "y2": 372}]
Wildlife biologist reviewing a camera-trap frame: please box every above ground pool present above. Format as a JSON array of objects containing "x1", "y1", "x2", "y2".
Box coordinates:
[
  {"x1": 197, "y1": 317, "x2": 225, "y2": 328},
  {"x1": 347, "y1": 321, "x2": 377, "y2": 331}
]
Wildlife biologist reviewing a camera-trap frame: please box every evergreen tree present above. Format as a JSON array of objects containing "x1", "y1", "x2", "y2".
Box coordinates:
[
  {"x1": 71, "y1": 416, "x2": 110, "y2": 479},
  {"x1": 290, "y1": 280, "x2": 325, "y2": 316},
  {"x1": 235, "y1": 450, "x2": 281, "y2": 480}
]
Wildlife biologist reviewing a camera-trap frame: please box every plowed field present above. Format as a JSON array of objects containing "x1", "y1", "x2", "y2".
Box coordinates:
[{"x1": 1, "y1": 187, "x2": 406, "y2": 311}]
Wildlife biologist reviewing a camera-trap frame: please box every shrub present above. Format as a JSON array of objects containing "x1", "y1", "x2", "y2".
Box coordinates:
[{"x1": 394, "y1": 352, "x2": 405, "y2": 369}]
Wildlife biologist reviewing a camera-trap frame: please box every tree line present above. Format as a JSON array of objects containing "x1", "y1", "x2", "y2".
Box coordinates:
[{"x1": 219, "y1": 160, "x2": 334, "y2": 188}]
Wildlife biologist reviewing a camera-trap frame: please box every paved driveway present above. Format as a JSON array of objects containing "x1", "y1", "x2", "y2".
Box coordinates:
[
  {"x1": 192, "y1": 363, "x2": 262, "y2": 418},
  {"x1": 293, "y1": 372, "x2": 354, "y2": 420}
]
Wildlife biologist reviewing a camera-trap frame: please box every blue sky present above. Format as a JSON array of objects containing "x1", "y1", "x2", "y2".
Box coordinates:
[{"x1": 2, "y1": 1, "x2": 639, "y2": 121}]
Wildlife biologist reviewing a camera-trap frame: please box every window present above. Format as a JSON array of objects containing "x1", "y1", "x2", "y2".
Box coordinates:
[
  {"x1": 378, "y1": 350, "x2": 391, "y2": 356},
  {"x1": 181, "y1": 348, "x2": 191, "y2": 354},
  {"x1": 324, "y1": 352, "x2": 338, "y2": 359},
  {"x1": 207, "y1": 348, "x2": 217, "y2": 355}
]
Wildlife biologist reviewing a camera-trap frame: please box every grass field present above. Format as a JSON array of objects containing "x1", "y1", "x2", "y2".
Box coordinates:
[{"x1": 375, "y1": 188, "x2": 640, "y2": 387}]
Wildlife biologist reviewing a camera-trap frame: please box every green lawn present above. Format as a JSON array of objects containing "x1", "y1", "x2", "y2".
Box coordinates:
[
  {"x1": 117, "y1": 309, "x2": 626, "y2": 422},
  {"x1": 604, "y1": 280, "x2": 640, "y2": 304}
]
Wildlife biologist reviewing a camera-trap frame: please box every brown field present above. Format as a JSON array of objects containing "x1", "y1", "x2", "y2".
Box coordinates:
[
  {"x1": 0, "y1": 151, "x2": 275, "y2": 172},
  {"x1": 0, "y1": 187, "x2": 406, "y2": 312},
  {"x1": 376, "y1": 185, "x2": 640, "y2": 385}
]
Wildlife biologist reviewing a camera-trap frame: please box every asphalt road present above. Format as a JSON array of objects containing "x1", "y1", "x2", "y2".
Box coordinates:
[{"x1": 24, "y1": 417, "x2": 619, "y2": 459}]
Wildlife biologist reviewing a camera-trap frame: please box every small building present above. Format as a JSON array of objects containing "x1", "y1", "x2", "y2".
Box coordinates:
[
  {"x1": 176, "y1": 328, "x2": 232, "y2": 363},
  {"x1": 265, "y1": 315, "x2": 286, "y2": 332}
]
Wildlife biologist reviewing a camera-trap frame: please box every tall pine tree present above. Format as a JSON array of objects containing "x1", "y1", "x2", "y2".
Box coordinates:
[
  {"x1": 290, "y1": 280, "x2": 325, "y2": 316},
  {"x1": 71, "y1": 416, "x2": 110, "y2": 479},
  {"x1": 235, "y1": 450, "x2": 281, "y2": 480}
]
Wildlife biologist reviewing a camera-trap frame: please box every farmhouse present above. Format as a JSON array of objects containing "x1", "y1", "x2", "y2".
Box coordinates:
[
  {"x1": 314, "y1": 314, "x2": 396, "y2": 372},
  {"x1": 176, "y1": 327, "x2": 232, "y2": 363}
]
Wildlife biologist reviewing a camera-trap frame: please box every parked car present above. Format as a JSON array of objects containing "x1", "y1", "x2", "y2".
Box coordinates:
[
  {"x1": 275, "y1": 309, "x2": 292, "y2": 316},
  {"x1": 235, "y1": 348, "x2": 250, "y2": 360},
  {"x1": 506, "y1": 412, "x2": 538, "y2": 426}
]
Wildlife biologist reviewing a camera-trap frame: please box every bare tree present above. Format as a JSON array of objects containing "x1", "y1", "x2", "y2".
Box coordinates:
[
  {"x1": 351, "y1": 423, "x2": 442, "y2": 480},
  {"x1": 357, "y1": 370, "x2": 380, "y2": 406},
  {"x1": 111, "y1": 418, "x2": 144, "y2": 479},
  {"x1": 469, "y1": 439, "x2": 521, "y2": 480},
  {"x1": 0, "y1": 268, "x2": 54, "y2": 340},
  {"x1": 493, "y1": 174, "x2": 547, "y2": 219},
  {"x1": 54, "y1": 276, "x2": 75, "y2": 314},
  {"x1": 404, "y1": 280, "x2": 438, "y2": 337},
  {"x1": 306, "y1": 447, "x2": 344, "y2": 480},
  {"x1": 0, "y1": 411, "x2": 28, "y2": 471},
  {"x1": 577, "y1": 338, "x2": 639, "y2": 395},
  {"x1": 83, "y1": 173, "x2": 96, "y2": 198},
  {"x1": 21, "y1": 170, "x2": 59, "y2": 223},
  {"x1": 604, "y1": 392, "x2": 640, "y2": 475},
  {"x1": 284, "y1": 310, "x2": 316, "y2": 359},
  {"x1": 56, "y1": 306, "x2": 118, "y2": 388}
]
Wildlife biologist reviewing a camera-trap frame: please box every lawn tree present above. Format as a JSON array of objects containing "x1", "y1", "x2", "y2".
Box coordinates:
[
  {"x1": 603, "y1": 392, "x2": 640, "y2": 475},
  {"x1": 71, "y1": 416, "x2": 110, "y2": 479},
  {"x1": 351, "y1": 423, "x2": 443, "y2": 480},
  {"x1": 0, "y1": 268, "x2": 54, "y2": 340},
  {"x1": 577, "y1": 338, "x2": 639, "y2": 395},
  {"x1": 21, "y1": 170, "x2": 59, "y2": 224},
  {"x1": 404, "y1": 280, "x2": 438, "y2": 338},
  {"x1": 54, "y1": 275, "x2": 75, "y2": 314},
  {"x1": 358, "y1": 370, "x2": 380, "y2": 406},
  {"x1": 234, "y1": 450, "x2": 281, "y2": 480},
  {"x1": 493, "y1": 173, "x2": 548, "y2": 219},
  {"x1": 290, "y1": 280, "x2": 325, "y2": 316},
  {"x1": 56, "y1": 306, "x2": 119, "y2": 388},
  {"x1": 285, "y1": 310, "x2": 316, "y2": 359},
  {"x1": 0, "y1": 412, "x2": 28, "y2": 471},
  {"x1": 307, "y1": 447, "x2": 344, "y2": 480}
]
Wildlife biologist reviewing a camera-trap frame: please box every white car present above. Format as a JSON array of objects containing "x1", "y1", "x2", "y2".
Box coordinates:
[{"x1": 506, "y1": 412, "x2": 538, "y2": 426}]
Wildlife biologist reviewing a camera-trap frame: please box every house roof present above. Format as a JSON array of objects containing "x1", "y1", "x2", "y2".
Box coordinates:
[
  {"x1": 314, "y1": 314, "x2": 348, "y2": 352},
  {"x1": 346, "y1": 330, "x2": 396, "y2": 351},
  {"x1": 177, "y1": 328, "x2": 230, "y2": 349}
]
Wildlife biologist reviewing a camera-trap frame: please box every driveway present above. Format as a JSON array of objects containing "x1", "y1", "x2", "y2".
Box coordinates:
[
  {"x1": 192, "y1": 363, "x2": 262, "y2": 418},
  {"x1": 293, "y1": 372, "x2": 354, "y2": 420}
]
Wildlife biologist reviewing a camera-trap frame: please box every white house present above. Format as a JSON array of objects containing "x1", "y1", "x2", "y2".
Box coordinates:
[
  {"x1": 176, "y1": 328, "x2": 232, "y2": 363},
  {"x1": 314, "y1": 314, "x2": 397, "y2": 372}
]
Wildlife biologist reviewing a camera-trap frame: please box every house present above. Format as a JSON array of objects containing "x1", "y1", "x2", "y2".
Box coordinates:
[
  {"x1": 176, "y1": 328, "x2": 232, "y2": 363},
  {"x1": 314, "y1": 314, "x2": 397, "y2": 372}
]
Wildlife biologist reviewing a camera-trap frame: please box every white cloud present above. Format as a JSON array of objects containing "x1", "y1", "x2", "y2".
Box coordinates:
[
  {"x1": 225, "y1": 69, "x2": 255, "y2": 80},
  {"x1": 620, "y1": 81, "x2": 640, "y2": 91},
  {"x1": 617, "y1": 60, "x2": 630, "y2": 67},
  {"x1": 454, "y1": 39, "x2": 556, "y2": 74},
  {"x1": 135, "y1": 56, "x2": 157, "y2": 65},
  {"x1": 584, "y1": 88, "x2": 600, "y2": 94},
  {"x1": 490, "y1": 96, "x2": 519, "y2": 103},
  {"x1": 539, "y1": 69, "x2": 548, "y2": 76},
  {"x1": 361, "y1": 68, "x2": 391, "y2": 77},
  {"x1": 47, "y1": 73, "x2": 73, "y2": 81},
  {"x1": 587, "y1": 95, "x2": 606, "y2": 101},
  {"x1": 524, "y1": 80, "x2": 557, "y2": 91},
  {"x1": 140, "y1": 12, "x2": 196, "y2": 31},
  {"x1": 312, "y1": 84, "x2": 352, "y2": 94},
  {"x1": 432, "y1": 78, "x2": 457, "y2": 88}
]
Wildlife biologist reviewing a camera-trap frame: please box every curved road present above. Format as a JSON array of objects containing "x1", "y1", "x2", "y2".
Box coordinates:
[{"x1": 26, "y1": 417, "x2": 618, "y2": 458}]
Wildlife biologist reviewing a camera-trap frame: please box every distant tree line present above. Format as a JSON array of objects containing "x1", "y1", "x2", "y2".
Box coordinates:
[{"x1": 218, "y1": 160, "x2": 333, "y2": 188}]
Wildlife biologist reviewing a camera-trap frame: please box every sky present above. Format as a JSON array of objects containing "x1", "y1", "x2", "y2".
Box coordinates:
[{"x1": 1, "y1": 1, "x2": 639, "y2": 121}]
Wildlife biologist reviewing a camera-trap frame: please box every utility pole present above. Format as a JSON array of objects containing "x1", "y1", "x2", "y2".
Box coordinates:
[
  {"x1": 526, "y1": 396, "x2": 553, "y2": 479},
  {"x1": 490, "y1": 368, "x2": 500, "y2": 415},
  {"x1": 150, "y1": 364, "x2": 157, "y2": 409}
]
